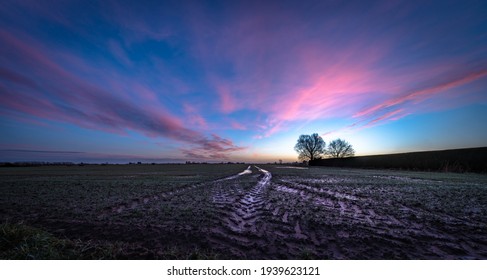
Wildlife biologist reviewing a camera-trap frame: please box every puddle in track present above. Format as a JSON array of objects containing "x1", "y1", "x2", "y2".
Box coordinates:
[
  {"x1": 216, "y1": 166, "x2": 253, "y2": 181},
  {"x1": 238, "y1": 166, "x2": 252, "y2": 175}
]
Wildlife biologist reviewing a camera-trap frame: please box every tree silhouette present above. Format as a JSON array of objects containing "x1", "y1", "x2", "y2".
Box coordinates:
[
  {"x1": 294, "y1": 133, "x2": 326, "y2": 161},
  {"x1": 326, "y1": 138, "x2": 355, "y2": 158}
]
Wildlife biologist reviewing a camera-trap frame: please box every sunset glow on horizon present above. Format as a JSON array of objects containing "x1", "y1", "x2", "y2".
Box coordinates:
[{"x1": 1, "y1": 0, "x2": 486, "y2": 163}]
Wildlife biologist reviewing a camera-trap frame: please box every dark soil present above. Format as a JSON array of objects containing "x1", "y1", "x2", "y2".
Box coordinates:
[{"x1": 1, "y1": 165, "x2": 486, "y2": 259}]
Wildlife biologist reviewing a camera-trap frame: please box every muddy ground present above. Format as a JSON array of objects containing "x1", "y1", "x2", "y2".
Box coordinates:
[{"x1": 1, "y1": 164, "x2": 486, "y2": 259}]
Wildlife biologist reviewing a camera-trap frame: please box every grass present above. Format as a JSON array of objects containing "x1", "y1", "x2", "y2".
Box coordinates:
[
  {"x1": 0, "y1": 221, "x2": 224, "y2": 260},
  {"x1": 0, "y1": 221, "x2": 123, "y2": 259},
  {"x1": 0, "y1": 164, "x2": 247, "y2": 221}
]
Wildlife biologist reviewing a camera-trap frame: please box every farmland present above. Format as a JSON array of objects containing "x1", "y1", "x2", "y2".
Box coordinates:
[
  {"x1": 310, "y1": 147, "x2": 487, "y2": 173},
  {"x1": 1, "y1": 164, "x2": 486, "y2": 259}
]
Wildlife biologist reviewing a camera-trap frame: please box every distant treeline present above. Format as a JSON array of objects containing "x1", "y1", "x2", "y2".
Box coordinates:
[
  {"x1": 0, "y1": 161, "x2": 250, "y2": 167},
  {"x1": 0, "y1": 162, "x2": 133, "y2": 167},
  {"x1": 309, "y1": 147, "x2": 487, "y2": 173},
  {"x1": 0, "y1": 162, "x2": 77, "y2": 167}
]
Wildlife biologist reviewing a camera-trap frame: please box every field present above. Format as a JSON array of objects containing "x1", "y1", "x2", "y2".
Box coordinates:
[
  {"x1": 1, "y1": 164, "x2": 486, "y2": 259},
  {"x1": 310, "y1": 147, "x2": 487, "y2": 173}
]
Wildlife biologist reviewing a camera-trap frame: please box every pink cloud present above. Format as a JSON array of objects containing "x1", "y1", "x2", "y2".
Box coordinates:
[
  {"x1": 354, "y1": 69, "x2": 487, "y2": 121},
  {"x1": 363, "y1": 109, "x2": 405, "y2": 128},
  {"x1": 215, "y1": 83, "x2": 237, "y2": 114},
  {"x1": 253, "y1": 42, "x2": 391, "y2": 136},
  {"x1": 132, "y1": 83, "x2": 158, "y2": 103},
  {"x1": 183, "y1": 103, "x2": 208, "y2": 129},
  {"x1": 180, "y1": 134, "x2": 245, "y2": 160},
  {"x1": 318, "y1": 68, "x2": 487, "y2": 136},
  {"x1": 0, "y1": 68, "x2": 40, "y2": 90},
  {"x1": 174, "y1": 2, "x2": 486, "y2": 139},
  {"x1": 181, "y1": 5, "x2": 401, "y2": 137},
  {"x1": 230, "y1": 121, "x2": 247, "y2": 130}
]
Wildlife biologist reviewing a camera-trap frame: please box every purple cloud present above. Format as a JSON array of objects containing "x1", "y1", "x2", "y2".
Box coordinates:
[{"x1": 0, "y1": 29, "x2": 243, "y2": 159}]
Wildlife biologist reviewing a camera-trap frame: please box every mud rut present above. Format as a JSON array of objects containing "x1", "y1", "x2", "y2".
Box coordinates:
[
  {"x1": 206, "y1": 171, "x2": 487, "y2": 259},
  {"x1": 270, "y1": 178, "x2": 487, "y2": 259},
  {"x1": 39, "y1": 166, "x2": 486, "y2": 259},
  {"x1": 207, "y1": 166, "x2": 272, "y2": 257}
]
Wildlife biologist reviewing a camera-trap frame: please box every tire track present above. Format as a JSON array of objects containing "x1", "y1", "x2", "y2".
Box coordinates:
[
  {"x1": 275, "y1": 179, "x2": 391, "y2": 228},
  {"x1": 219, "y1": 166, "x2": 270, "y2": 233},
  {"x1": 271, "y1": 176, "x2": 487, "y2": 259},
  {"x1": 97, "y1": 167, "x2": 253, "y2": 219},
  {"x1": 208, "y1": 166, "x2": 272, "y2": 256},
  {"x1": 209, "y1": 167, "x2": 322, "y2": 258}
]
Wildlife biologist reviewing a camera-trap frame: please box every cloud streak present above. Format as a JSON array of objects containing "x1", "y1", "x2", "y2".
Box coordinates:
[
  {"x1": 0, "y1": 29, "x2": 243, "y2": 159},
  {"x1": 172, "y1": 1, "x2": 487, "y2": 138},
  {"x1": 353, "y1": 69, "x2": 487, "y2": 125},
  {"x1": 180, "y1": 134, "x2": 245, "y2": 160}
]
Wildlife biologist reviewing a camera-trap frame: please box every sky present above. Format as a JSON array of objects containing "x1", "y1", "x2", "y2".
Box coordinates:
[{"x1": 1, "y1": 0, "x2": 486, "y2": 163}]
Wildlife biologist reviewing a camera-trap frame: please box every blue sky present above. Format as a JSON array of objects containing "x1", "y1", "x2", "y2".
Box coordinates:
[{"x1": 1, "y1": 0, "x2": 486, "y2": 163}]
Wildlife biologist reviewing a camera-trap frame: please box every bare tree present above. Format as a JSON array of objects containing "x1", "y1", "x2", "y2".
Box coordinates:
[
  {"x1": 326, "y1": 138, "x2": 355, "y2": 158},
  {"x1": 294, "y1": 133, "x2": 326, "y2": 161}
]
